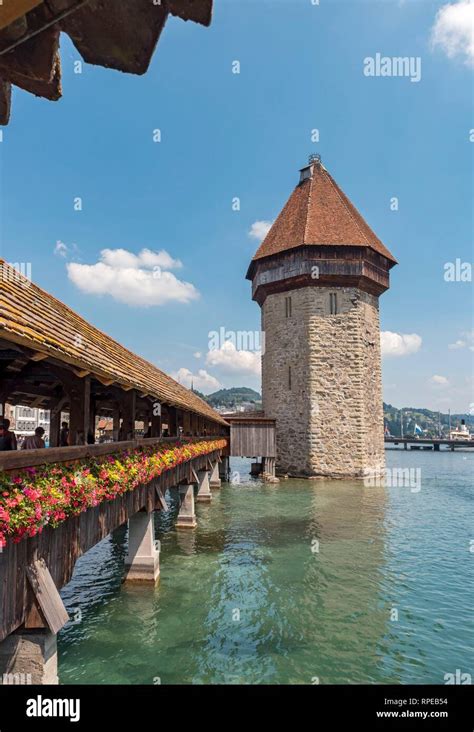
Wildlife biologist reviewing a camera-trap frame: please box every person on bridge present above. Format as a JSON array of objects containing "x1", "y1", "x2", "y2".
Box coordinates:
[
  {"x1": 21, "y1": 426, "x2": 46, "y2": 450},
  {"x1": 0, "y1": 419, "x2": 17, "y2": 450},
  {"x1": 60, "y1": 421, "x2": 70, "y2": 447},
  {"x1": 0, "y1": 420, "x2": 16, "y2": 451}
]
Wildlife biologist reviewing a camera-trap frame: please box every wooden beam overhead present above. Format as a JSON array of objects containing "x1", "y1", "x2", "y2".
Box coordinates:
[
  {"x1": 73, "y1": 368, "x2": 91, "y2": 378},
  {"x1": 0, "y1": 0, "x2": 43, "y2": 32},
  {"x1": 29, "y1": 351, "x2": 49, "y2": 362},
  {"x1": 94, "y1": 375, "x2": 115, "y2": 386}
]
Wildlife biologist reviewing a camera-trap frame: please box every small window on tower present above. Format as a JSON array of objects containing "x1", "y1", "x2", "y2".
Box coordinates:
[
  {"x1": 329, "y1": 292, "x2": 338, "y2": 315},
  {"x1": 288, "y1": 366, "x2": 292, "y2": 390},
  {"x1": 285, "y1": 296, "x2": 292, "y2": 318}
]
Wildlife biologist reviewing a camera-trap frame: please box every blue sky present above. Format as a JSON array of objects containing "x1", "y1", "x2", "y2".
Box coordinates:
[{"x1": 1, "y1": 0, "x2": 472, "y2": 412}]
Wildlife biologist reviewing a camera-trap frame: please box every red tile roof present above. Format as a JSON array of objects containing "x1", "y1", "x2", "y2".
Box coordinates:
[{"x1": 251, "y1": 162, "x2": 397, "y2": 264}]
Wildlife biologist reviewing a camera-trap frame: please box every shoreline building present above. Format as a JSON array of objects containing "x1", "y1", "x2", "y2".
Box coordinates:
[{"x1": 246, "y1": 156, "x2": 397, "y2": 478}]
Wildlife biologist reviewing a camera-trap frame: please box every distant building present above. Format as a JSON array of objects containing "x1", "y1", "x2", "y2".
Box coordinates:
[
  {"x1": 6, "y1": 404, "x2": 50, "y2": 440},
  {"x1": 246, "y1": 157, "x2": 397, "y2": 478}
]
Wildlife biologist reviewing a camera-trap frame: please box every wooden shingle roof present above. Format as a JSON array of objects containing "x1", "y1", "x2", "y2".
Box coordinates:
[
  {"x1": 0, "y1": 260, "x2": 227, "y2": 425},
  {"x1": 250, "y1": 161, "x2": 397, "y2": 265}
]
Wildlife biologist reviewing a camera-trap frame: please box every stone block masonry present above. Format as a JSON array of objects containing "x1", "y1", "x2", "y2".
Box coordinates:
[{"x1": 262, "y1": 286, "x2": 385, "y2": 478}]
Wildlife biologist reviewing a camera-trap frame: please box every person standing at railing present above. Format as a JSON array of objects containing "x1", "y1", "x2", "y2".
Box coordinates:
[
  {"x1": 21, "y1": 426, "x2": 46, "y2": 450},
  {"x1": 0, "y1": 421, "x2": 15, "y2": 451},
  {"x1": 60, "y1": 421, "x2": 70, "y2": 447},
  {"x1": 0, "y1": 419, "x2": 17, "y2": 450}
]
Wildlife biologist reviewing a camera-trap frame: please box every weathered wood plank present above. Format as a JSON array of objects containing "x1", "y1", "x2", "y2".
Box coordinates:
[
  {"x1": 0, "y1": 0, "x2": 43, "y2": 31},
  {"x1": 25, "y1": 558, "x2": 69, "y2": 634},
  {"x1": 229, "y1": 422, "x2": 276, "y2": 457}
]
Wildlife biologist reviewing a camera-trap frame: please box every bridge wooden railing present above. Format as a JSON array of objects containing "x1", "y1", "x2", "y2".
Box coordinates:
[{"x1": 0, "y1": 435, "x2": 226, "y2": 472}]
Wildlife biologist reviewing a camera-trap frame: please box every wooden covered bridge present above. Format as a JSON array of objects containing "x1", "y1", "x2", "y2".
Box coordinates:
[{"x1": 0, "y1": 260, "x2": 229, "y2": 684}]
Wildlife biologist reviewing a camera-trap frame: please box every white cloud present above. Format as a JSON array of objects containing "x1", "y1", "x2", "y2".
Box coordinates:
[
  {"x1": 431, "y1": 0, "x2": 474, "y2": 66},
  {"x1": 429, "y1": 374, "x2": 450, "y2": 386},
  {"x1": 448, "y1": 330, "x2": 474, "y2": 350},
  {"x1": 67, "y1": 248, "x2": 198, "y2": 307},
  {"x1": 100, "y1": 247, "x2": 182, "y2": 270},
  {"x1": 54, "y1": 240, "x2": 68, "y2": 257},
  {"x1": 172, "y1": 367, "x2": 221, "y2": 393},
  {"x1": 193, "y1": 351, "x2": 202, "y2": 359},
  {"x1": 381, "y1": 331, "x2": 422, "y2": 357},
  {"x1": 206, "y1": 340, "x2": 262, "y2": 376},
  {"x1": 248, "y1": 220, "x2": 273, "y2": 241},
  {"x1": 54, "y1": 240, "x2": 79, "y2": 259}
]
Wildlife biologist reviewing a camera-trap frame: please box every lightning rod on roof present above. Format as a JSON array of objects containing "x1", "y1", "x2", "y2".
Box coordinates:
[{"x1": 308, "y1": 153, "x2": 321, "y2": 165}]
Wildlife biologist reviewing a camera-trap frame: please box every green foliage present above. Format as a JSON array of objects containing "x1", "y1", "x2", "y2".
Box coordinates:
[{"x1": 383, "y1": 403, "x2": 473, "y2": 437}]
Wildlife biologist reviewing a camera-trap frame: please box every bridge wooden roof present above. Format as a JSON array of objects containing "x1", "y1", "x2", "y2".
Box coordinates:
[
  {"x1": 0, "y1": 0, "x2": 213, "y2": 125},
  {"x1": 0, "y1": 260, "x2": 227, "y2": 425},
  {"x1": 248, "y1": 160, "x2": 397, "y2": 275}
]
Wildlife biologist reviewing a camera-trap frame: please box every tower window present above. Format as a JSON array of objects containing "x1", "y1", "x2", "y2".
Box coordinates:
[
  {"x1": 288, "y1": 366, "x2": 292, "y2": 390},
  {"x1": 285, "y1": 296, "x2": 292, "y2": 318},
  {"x1": 329, "y1": 292, "x2": 338, "y2": 314}
]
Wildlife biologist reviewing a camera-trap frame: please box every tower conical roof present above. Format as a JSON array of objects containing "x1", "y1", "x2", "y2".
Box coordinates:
[{"x1": 250, "y1": 160, "x2": 397, "y2": 266}]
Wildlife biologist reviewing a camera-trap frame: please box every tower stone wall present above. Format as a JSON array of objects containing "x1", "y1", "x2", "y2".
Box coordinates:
[
  {"x1": 249, "y1": 158, "x2": 396, "y2": 480},
  {"x1": 261, "y1": 285, "x2": 385, "y2": 478}
]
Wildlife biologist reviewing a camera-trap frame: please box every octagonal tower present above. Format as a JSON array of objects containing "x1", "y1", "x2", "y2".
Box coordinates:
[{"x1": 246, "y1": 156, "x2": 397, "y2": 478}]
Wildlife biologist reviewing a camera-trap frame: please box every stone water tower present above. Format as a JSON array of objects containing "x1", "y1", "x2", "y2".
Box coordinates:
[{"x1": 246, "y1": 156, "x2": 397, "y2": 478}]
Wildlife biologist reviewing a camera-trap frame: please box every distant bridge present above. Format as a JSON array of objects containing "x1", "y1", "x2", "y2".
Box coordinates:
[{"x1": 384, "y1": 436, "x2": 474, "y2": 451}]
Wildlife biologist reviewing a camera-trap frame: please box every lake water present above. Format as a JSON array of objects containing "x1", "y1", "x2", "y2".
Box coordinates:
[{"x1": 58, "y1": 450, "x2": 473, "y2": 685}]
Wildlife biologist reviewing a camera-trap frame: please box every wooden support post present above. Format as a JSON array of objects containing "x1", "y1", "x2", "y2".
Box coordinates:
[
  {"x1": 183, "y1": 410, "x2": 191, "y2": 435},
  {"x1": 68, "y1": 375, "x2": 91, "y2": 446},
  {"x1": 121, "y1": 389, "x2": 136, "y2": 440},
  {"x1": 113, "y1": 407, "x2": 120, "y2": 441},
  {"x1": 176, "y1": 484, "x2": 197, "y2": 529},
  {"x1": 176, "y1": 408, "x2": 184, "y2": 437},
  {"x1": 219, "y1": 456, "x2": 230, "y2": 481},
  {"x1": 49, "y1": 396, "x2": 68, "y2": 449},
  {"x1": 191, "y1": 413, "x2": 199, "y2": 436},
  {"x1": 89, "y1": 399, "x2": 96, "y2": 443},
  {"x1": 151, "y1": 401, "x2": 162, "y2": 438},
  {"x1": 25, "y1": 558, "x2": 69, "y2": 633},
  {"x1": 168, "y1": 406, "x2": 177, "y2": 438},
  {"x1": 49, "y1": 408, "x2": 61, "y2": 448}
]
